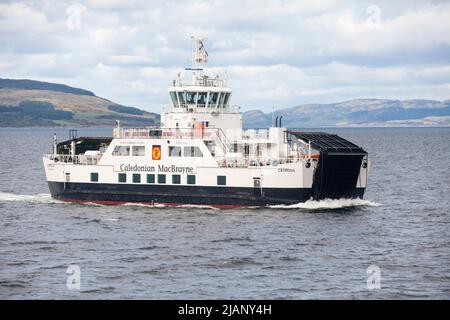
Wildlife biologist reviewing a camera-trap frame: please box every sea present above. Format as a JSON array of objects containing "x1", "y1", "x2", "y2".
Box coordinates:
[{"x1": 0, "y1": 127, "x2": 449, "y2": 299}]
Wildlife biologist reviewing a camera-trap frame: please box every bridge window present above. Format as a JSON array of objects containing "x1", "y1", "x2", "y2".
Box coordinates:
[
  {"x1": 223, "y1": 93, "x2": 230, "y2": 107},
  {"x1": 197, "y1": 92, "x2": 207, "y2": 107},
  {"x1": 169, "y1": 146, "x2": 182, "y2": 157},
  {"x1": 90, "y1": 172, "x2": 99, "y2": 182},
  {"x1": 118, "y1": 173, "x2": 126, "y2": 183},
  {"x1": 147, "y1": 174, "x2": 155, "y2": 184},
  {"x1": 183, "y1": 146, "x2": 203, "y2": 157},
  {"x1": 172, "y1": 175, "x2": 181, "y2": 184},
  {"x1": 187, "y1": 175, "x2": 196, "y2": 185},
  {"x1": 217, "y1": 175, "x2": 226, "y2": 186},
  {"x1": 178, "y1": 92, "x2": 186, "y2": 106},
  {"x1": 133, "y1": 173, "x2": 141, "y2": 183},
  {"x1": 132, "y1": 146, "x2": 145, "y2": 156},
  {"x1": 218, "y1": 92, "x2": 226, "y2": 108},
  {"x1": 112, "y1": 145, "x2": 130, "y2": 156},
  {"x1": 208, "y1": 92, "x2": 219, "y2": 107},
  {"x1": 170, "y1": 92, "x2": 178, "y2": 107},
  {"x1": 185, "y1": 92, "x2": 197, "y2": 105}
]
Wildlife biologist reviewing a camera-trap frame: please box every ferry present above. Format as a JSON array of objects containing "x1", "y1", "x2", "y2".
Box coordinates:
[{"x1": 43, "y1": 38, "x2": 369, "y2": 208}]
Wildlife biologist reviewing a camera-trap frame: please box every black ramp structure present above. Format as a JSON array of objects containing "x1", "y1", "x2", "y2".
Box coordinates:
[{"x1": 288, "y1": 132, "x2": 368, "y2": 200}]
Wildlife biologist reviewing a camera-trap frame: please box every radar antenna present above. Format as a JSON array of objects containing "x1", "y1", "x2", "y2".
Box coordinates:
[{"x1": 191, "y1": 36, "x2": 208, "y2": 68}]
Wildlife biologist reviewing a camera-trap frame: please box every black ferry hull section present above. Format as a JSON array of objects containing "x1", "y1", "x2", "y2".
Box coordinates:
[{"x1": 48, "y1": 181, "x2": 365, "y2": 207}]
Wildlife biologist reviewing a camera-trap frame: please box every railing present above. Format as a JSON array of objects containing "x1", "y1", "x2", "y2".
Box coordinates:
[
  {"x1": 242, "y1": 129, "x2": 270, "y2": 140},
  {"x1": 113, "y1": 127, "x2": 233, "y2": 154},
  {"x1": 44, "y1": 154, "x2": 102, "y2": 165},
  {"x1": 215, "y1": 155, "x2": 307, "y2": 168},
  {"x1": 164, "y1": 104, "x2": 241, "y2": 113},
  {"x1": 173, "y1": 77, "x2": 227, "y2": 88}
]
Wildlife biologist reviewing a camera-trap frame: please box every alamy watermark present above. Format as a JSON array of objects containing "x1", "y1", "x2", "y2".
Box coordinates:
[
  {"x1": 366, "y1": 264, "x2": 381, "y2": 290},
  {"x1": 66, "y1": 264, "x2": 81, "y2": 290},
  {"x1": 366, "y1": 5, "x2": 382, "y2": 29},
  {"x1": 66, "y1": 3, "x2": 86, "y2": 30}
]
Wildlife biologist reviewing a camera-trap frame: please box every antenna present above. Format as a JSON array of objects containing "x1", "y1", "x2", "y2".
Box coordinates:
[{"x1": 190, "y1": 36, "x2": 208, "y2": 69}]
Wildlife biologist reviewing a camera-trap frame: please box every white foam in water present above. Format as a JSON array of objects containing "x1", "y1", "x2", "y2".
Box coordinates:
[
  {"x1": 122, "y1": 202, "x2": 218, "y2": 210},
  {"x1": 0, "y1": 192, "x2": 61, "y2": 204},
  {"x1": 269, "y1": 198, "x2": 381, "y2": 210}
]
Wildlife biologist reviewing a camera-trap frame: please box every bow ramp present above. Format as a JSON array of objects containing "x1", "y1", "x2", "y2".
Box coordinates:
[{"x1": 289, "y1": 131, "x2": 368, "y2": 200}]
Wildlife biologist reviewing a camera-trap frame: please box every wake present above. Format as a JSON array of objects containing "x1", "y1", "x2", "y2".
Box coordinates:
[
  {"x1": 0, "y1": 192, "x2": 381, "y2": 210},
  {"x1": 269, "y1": 198, "x2": 381, "y2": 210},
  {"x1": 0, "y1": 192, "x2": 60, "y2": 204}
]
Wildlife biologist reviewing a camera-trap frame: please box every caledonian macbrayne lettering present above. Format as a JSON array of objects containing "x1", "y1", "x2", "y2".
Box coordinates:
[{"x1": 119, "y1": 164, "x2": 194, "y2": 174}]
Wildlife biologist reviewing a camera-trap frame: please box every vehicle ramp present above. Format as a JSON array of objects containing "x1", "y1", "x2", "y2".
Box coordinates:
[{"x1": 288, "y1": 131, "x2": 368, "y2": 200}]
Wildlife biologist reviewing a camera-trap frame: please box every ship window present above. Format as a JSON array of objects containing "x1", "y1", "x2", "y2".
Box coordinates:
[
  {"x1": 90, "y1": 172, "x2": 99, "y2": 182},
  {"x1": 183, "y1": 146, "x2": 203, "y2": 157},
  {"x1": 112, "y1": 145, "x2": 130, "y2": 156},
  {"x1": 132, "y1": 146, "x2": 145, "y2": 156},
  {"x1": 178, "y1": 92, "x2": 186, "y2": 106},
  {"x1": 208, "y1": 92, "x2": 218, "y2": 107},
  {"x1": 169, "y1": 146, "x2": 182, "y2": 157},
  {"x1": 197, "y1": 92, "x2": 207, "y2": 107},
  {"x1": 218, "y1": 92, "x2": 226, "y2": 108},
  {"x1": 217, "y1": 175, "x2": 226, "y2": 186},
  {"x1": 172, "y1": 174, "x2": 181, "y2": 184},
  {"x1": 187, "y1": 175, "x2": 196, "y2": 185},
  {"x1": 170, "y1": 92, "x2": 178, "y2": 107},
  {"x1": 147, "y1": 174, "x2": 155, "y2": 184},
  {"x1": 133, "y1": 173, "x2": 141, "y2": 183},
  {"x1": 223, "y1": 93, "x2": 230, "y2": 107},
  {"x1": 185, "y1": 92, "x2": 197, "y2": 105},
  {"x1": 157, "y1": 174, "x2": 166, "y2": 184},
  {"x1": 118, "y1": 173, "x2": 126, "y2": 183}
]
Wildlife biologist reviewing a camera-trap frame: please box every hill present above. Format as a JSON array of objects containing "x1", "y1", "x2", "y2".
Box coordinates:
[
  {"x1": 243, "y1": 99, "x2": 450, "y2": 128},
  {"x1": 0, "y1": 78, "x2": 159, "y2": 127}
]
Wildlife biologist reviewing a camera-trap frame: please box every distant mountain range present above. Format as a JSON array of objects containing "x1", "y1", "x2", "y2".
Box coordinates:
[
  {"x1": 243, "y1": 99, "x2": 450, "y2": 128},
  {"x1": 1, "y1": 78, "x2": 448, "y2": 127},
  {"x1": 0, "y1": 78, "x2": 159, "y2": 127}
]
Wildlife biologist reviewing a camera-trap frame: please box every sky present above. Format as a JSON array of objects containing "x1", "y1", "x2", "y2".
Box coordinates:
[{"x1": 1, "y1": 0, "x2": 449, "y2": 113}]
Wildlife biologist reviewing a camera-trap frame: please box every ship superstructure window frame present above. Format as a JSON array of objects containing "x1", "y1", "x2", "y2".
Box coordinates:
[
  {"x1": 208, "y1": 92, "x2": 219, "y2": 108},
  {"x1": 223, "y1": 92, "x2": 230, "y2": 107},
  {"x1": 132, "y1": 173, "x2": 141, "y2": 183},
  {"x1": 169, "y1": 146, "x2": 182, "y2": 157},
  {"x1": 172, "y1": 174, "x2": 181, "y2": 184},
  {"x1": 147, "y1": 174, "x2": 155, "y2": 184},
  {"x1": 185, "y1": 91, "x2": 197, "y2": 105},
  {"x1": 178, "y1": 92, "x2": 186, "y2": 107},
  {"x1": 118, "y1": 173, "x2": 126, "y2": 183},
  {"x1": 112, "y1": 145, "x2": 130, "y2": 156},
  {"x1": 197, "y1": 92, "x2": 207, "y2": 108},
  {"x1": 217, "y1": 175, "x2": 226, "y2": 186},
  {"x1": 90, "y1": 172, "x2": 99, "y2": 182},
  {"x1": 157, "y1": 174, "x2": 166, "y2": 184},
  {"x1": 132, "y1": 145, "x2": 145, "y2": 156},
  {"x1": 187, "y1": 175, "x2": 196, "y2": 185},
  {"x1": 183, "y1": 146, "x2": 203, "y2": 157},
  {"x1": 170, "y1": 91, "x2": 178, "y2": 107}
]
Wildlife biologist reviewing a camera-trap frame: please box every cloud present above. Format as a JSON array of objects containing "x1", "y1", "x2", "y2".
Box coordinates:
[{"x1": 0, "y1": 0, "x2": 449, "y2": 112}]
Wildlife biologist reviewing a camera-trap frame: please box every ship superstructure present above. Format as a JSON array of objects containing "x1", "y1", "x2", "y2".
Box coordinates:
[{"x1": 43, "y1": 38, "x2": 369, "y2": 208}]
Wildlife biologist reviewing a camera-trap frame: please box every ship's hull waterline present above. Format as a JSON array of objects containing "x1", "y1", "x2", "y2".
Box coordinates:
[{"x1": 48, "y1": 181, "x2": 365, "y2": 208}]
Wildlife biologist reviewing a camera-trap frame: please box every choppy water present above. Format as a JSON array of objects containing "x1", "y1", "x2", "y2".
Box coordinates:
[{"x1": 0, "y1": 127, "x2": 449, "y2": 299}]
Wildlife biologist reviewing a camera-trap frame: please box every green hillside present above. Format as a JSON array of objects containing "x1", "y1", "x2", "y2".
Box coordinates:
[{"x1": 0, "y1": 78, "x2": 159, "y2": 127}]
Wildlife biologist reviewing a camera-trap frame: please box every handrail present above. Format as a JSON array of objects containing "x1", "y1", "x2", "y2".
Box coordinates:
[{"x1": 44, "y1": 154, "x2": 102, "y2": 165}]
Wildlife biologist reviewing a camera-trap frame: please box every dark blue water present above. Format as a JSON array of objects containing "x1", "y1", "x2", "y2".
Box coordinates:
[{"x1": 0, "y1": 127, "x2": 449, "y2": 299}]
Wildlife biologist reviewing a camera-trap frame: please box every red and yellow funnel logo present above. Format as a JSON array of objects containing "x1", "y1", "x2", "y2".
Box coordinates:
[{"x1": 152, "y1": 145, "x2": 161, "y2": 160}]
